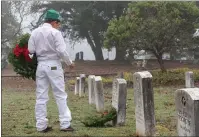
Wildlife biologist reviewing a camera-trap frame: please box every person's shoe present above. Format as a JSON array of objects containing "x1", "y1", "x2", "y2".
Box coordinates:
[
  {"x1": 39, "y1": 126, "x2": 53, "y2": 133},
  {"x1": 60, "y1": 126, "x2": 74, "y2": 132}
]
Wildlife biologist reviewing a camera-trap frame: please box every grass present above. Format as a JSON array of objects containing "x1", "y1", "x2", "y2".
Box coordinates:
[{"x1": 2, "y1": 86, "x2": 179, "y2": 136}]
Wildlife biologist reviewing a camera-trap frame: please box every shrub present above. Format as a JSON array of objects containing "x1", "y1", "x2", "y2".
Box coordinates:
[
  {"x1": 67, "y1": 68, "x2": 199, "y2": 88},
  {"x1": 102, "y1": 68, "x2": 199, "y2": 87},
  {"x1": 151, "y1": 68, "x2": 199, "y2": 86}
]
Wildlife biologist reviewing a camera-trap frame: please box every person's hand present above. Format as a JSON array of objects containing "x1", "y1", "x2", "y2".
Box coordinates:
[{"x1": 69, "y1": 62, "x2": 75, "y2": 70}]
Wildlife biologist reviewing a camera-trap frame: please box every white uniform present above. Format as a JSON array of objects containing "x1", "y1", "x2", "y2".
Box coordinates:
[{"x1": 28, "y1": 23, "x2": 72, "y2": 131}]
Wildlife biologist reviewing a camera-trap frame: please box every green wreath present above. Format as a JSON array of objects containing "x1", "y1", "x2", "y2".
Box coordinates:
[
  {"x1": 8, "y1": 34, "x2": 37, "y2": 80},
  {"x1": 81, "y1": 108, "x2": 117, "y2": 127}
]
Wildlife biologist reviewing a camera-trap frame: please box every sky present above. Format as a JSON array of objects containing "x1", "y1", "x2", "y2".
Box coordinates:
[{"x1": 21, "y1": 7, "x2": 116, "y2": 61}]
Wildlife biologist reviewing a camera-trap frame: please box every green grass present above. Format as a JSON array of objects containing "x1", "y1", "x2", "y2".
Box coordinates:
[{"x1": 2, "y1": 86, "x2": 179, "y2": 136}]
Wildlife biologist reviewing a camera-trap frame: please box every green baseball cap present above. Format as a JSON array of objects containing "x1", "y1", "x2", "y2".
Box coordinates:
[{"x1": 44, "y1": 9, "x2": 62, "y2": 22}]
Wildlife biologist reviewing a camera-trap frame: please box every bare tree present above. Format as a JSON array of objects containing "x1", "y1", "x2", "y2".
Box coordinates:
[
  {"x1": 1, "y1": 1, "x2": 32, "y2": 69},
  {"x1": 1, "y1": 1, "x2": 31, "y2": 44}
]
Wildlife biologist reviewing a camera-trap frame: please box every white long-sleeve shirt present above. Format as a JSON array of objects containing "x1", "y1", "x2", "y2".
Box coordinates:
[{"x1": 28, "y1": 23, "x2": 72, "y2": 66}]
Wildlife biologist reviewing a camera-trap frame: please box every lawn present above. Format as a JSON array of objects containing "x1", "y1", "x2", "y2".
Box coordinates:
[{"x1": 2, "y1": 86, "x2": 180, "y2": 136}]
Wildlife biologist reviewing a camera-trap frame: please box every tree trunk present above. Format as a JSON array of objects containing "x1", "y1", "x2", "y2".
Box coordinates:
[
  {"x1": 95, "y1": 44, "x2": 104, "y2": 60},
  {"x1": 85, "y1": 32, "x2": 104, "y2": 60},
  {"x1": 93, "y1": 34, "x2": 104, "y2": 60},
  {"x1": 194, "y1": 47, "x2": 199, "y2": 59},
  {"x1": 156, "y1": 54, "x2": 166, "y2": 72},
  {"x1": 153, "y1": 51, "x2": 166, "y2": 72},
  {"x1": 115, "y1": 47, "x2": 126, "y2": 61}
]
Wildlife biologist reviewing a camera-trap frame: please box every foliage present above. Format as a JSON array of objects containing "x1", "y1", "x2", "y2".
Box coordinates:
[
  {"x1": 1, "y1": 1, "x2": 20, "y2": 45},
  {"x1": 31, "y1": 1, "x2": 129, "y2": 60},
  {"x1": 81, "y1": 108, "x2": 117, "y2": 127},
  {"x1": 2, "y1": 87, "x2": 177, "y2": 136},
  {"x1": 1, "y1": 1, "x2": 20, "y2": 70},
  {"x1": 74, "y1": 68, "x2": 198, "y2": 87},
  {"x1": 8, "y1": 34, "x2": 37, "y2": 80},
  {"x1": 123, "y1": 68, "x2": 199, "y2": 86},
  {"x1": 151, "y1": 68, "x2": 199, "y2": 86},
  {"x1": 1, "y1": 1, "x2": 32, "y2": 70},
  {"x1": 102, "y1": 77, "x2": 114, "y2": 87},
  {"x1": 104, "y1": 2, "x2": 199, "y2": 71}
]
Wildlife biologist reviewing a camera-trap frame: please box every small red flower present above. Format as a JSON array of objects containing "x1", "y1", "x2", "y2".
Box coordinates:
[{"x1": 13, "y1": 44, "x2": 24, "y2": 57}]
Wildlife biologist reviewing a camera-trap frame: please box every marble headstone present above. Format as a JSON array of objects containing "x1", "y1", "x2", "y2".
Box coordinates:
[
  {"x1": 79, "y1": 74, "x2": 86, "y2": 97},
  {"x1": 112, "y1": 78, "x2": 127, "y2": 126},
  {"x1": 88, "y1": 75, "x2": 95, "y2": 104},
  {"x1": 133, "y1": 71, "x2": 156, "y2": 136},
  {"x1": 94, "y1": 76, "x2": 104, "y2": 112},
  {"x1": 175, "y1": 88, "x2": 199, "y2": 136},
  {"x1": 185, "y1": 71, "x2": 194, "y2": 88},
  {"x1": 75, "y1": 77, "x2": 80, "y2": 95}
]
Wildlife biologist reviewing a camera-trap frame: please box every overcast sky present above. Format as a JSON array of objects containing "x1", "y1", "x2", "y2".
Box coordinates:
[{"x1": 22, "y1": 11, "x2": 116, "y2": 61}]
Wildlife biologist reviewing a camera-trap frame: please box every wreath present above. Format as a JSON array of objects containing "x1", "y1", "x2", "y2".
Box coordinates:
[
  {"x1": 8, "y1": 33, "x2": 37, "y2": 80},
  {"x1": 81, "y1": 108, "x2": 117, "y2": 127}
]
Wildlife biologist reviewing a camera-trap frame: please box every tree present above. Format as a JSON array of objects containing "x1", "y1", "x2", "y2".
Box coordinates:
[
  {"x1": 1, "y1": 1, "x2": 32, "y2": 69},
  {"x1": 31, "y1": 1, "x2": 129, "y2": 60},
  {"x1": 2, "y1": 1, "x2": 20, "y2": 69},
  {"x1": 104, "y1": 2, "x2": 199, "y2": 71},
  {"x1": 1, "y1": 1, "x2": 31, "y2": 45},
  {"x1": 2, "y1": 1, "x2": 20, "y2": 45}
]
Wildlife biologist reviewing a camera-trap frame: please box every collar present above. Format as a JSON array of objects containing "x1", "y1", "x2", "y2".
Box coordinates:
[{"x1": 43, "y1": 23, "x2": 52, "y2": 27}]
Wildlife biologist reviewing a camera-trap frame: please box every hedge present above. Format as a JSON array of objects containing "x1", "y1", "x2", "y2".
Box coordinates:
[{"x1": 67, "y1": 68, "x2": 199, "y2": 87}]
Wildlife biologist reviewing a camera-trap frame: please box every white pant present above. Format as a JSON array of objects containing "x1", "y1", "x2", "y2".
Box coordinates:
[{"x1": 35, "y1": 60, "x2": 71, "y2": 131}]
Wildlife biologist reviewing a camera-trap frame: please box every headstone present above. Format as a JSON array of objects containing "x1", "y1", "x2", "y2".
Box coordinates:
[
  {"x1": 79, "y1": 74, "x2": 86, "y2": 97},
  {"x1": 137, "y1": 61, "x2": 142, "y2": 69},
  {"x1": 75, "y1": 77, "x2": 80, "y2": 95},
  {"x1": 80, "y1": 51, "x2": 84, "y2": 60},
  {"x1": 112, "y1": 78, "x2": 127, "y2": 126},
  {"x1": 185, "y1": 71, "x2": 194, "y2": 88},
  {"x1": 133, "y1": 71, "x2": 156, "y2": 136},
  {"x1": 94, "y1": 76, "x2": 104, "y2": 112},
  {"x1": 142, "y1": 59, "x2": 147, "y2": 68},
  {"x1": 75, "y1": 52, "x2": 80, "y2": 60},
  {"x1": 119, "y1": 72, "x2": 124, "y2": 78},
  {"x1": 88, "y1": 75, "x2": 95, "y2": 104},
  {"x1": 175, "y1": 88, "x2": 199, "y2": 136}
]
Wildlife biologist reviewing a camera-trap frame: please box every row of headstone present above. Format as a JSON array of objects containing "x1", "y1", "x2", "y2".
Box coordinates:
[
  {"x1": 75, "y1": 74, "x2": 105, "y2": 112},
  {"x1": 74, "y1": 71, "x2": 199, "y2": 136},
  {"x1": 133, "y1": 71, "x2": 199, "y2": 136},
  {"x1": 185, "y1": 71, "x2": 194, "y2": 88},
  {"x1": 75, "y1": 73, "x2": 128, "y2": 126}
]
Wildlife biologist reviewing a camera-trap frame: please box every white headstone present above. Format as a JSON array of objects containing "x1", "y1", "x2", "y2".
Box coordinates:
[
  {"x1": 175, "y1": 88, "x2": 199, "y2": 136},
  {"x1": 79, "y1": 74, "x2": 86, "y2": 97},
  {"x1": 75, "y1": 77, "x2": 80, "y2": 95},
  {"x1": 133, "y1": 71, "x2": 156, "y2": 136},
  {"x1": 88, "y1": 75, "x2": 95, "y2": 104},
  {"x1": 112, "y1": 78, "x2": 127, "y2": 126},
  {"x1": 94, "y1": 76, "x2": 104, "y2": 112},
  {"x1": 185, "y1": 71, "x2": 194, "y2": 88}
]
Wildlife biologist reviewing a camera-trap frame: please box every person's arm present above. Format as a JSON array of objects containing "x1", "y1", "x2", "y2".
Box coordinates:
[
  {"x1": 54, "y1": 31, "x2": 73, "y2": 66},
  {"x1": 28, "y1": 34, "x2": 36, "y2": 54}
]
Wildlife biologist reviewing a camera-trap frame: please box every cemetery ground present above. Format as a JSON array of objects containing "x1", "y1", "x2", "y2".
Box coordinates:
[
  {"x1": 2, "y1": 60, "x2": 199, "y2": 136},
  {"x1": 2, "y1": 85, "x2": 180, "y2": 136}
]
